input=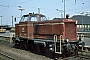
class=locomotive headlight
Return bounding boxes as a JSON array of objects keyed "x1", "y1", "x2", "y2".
[
  {"x1": 65, "y1": 38, "x2": 69, "y2": 42},
  {"x1": 49, "y1": 48, "x2": 53, "y2": 51},
  {"x1": 49, "y1": 44, "x2": 54, "y2": 51},
  {"x1": 66, "y1": 38, "x2": 69, "y2": 42},
  {"x1": 49, "y1": 44, "x2": 53, "y2": 47}
]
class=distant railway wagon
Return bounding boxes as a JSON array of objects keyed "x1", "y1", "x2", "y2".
[
  {"x1": 0, "y1": 28, "x2": 6, "y2": 33},
  {"x1": 13, "y1": 13, "x2": 84, "y2": 59}
]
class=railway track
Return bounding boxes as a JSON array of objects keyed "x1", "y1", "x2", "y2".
[
  {"x1": 78, "y1": 55, "x2": 90, "y2": 60},
  {"x1": 58, "y1": 55, "x2": 90, "y2": 60},
  {"x1": 0, "y1": 36, "x2": 90, "y2": 60},
  {"x1": 57, "y1": 51, "x2": 90, "y2": 60},
  {"x1": 0, "y1": 40, "x2": 52, "y2": 60},
  {"x1": 0, "y1": 51, "x2": 15, "y2": 60}
]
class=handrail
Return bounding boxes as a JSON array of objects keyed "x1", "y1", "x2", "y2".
[
  {"x1": 54, "y1": 35, "x2": 57, "y2": 53},
  {"x1": 60, "y1": 35, "x2": 62, "y2": 54},
  {"x1": 54, "y1": 35, "x2": 62, "y2": 54},
  {"x1": 77, "y1": 34, "x2": 79, "y2": 40},
  {"x1": 81, "y1": 34, "x2": 84, "y2": 41}
]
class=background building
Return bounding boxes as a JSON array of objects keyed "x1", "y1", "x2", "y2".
[
  {"x1": 71, "y1": 15, "x2": 90, "y2": 32},
  {"x1": 71, "y1": 14, "x2": 90, "y2": 37}
]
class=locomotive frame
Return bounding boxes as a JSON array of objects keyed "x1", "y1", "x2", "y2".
[{"x1": 13, "y1": 13, "x2": 84, "y2": 59}]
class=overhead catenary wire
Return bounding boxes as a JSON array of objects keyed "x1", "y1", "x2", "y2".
[
  {"x1": 0, "y1": 0, "x2": 90, "y2": 20},
  {"x1": 0, "y1": 5, "x2": 9, "y2": 7},
  {"x1": 45, "y1": 0, "x2": 90, "y2": 18},
  {"x1": 0, "y1": 0, "x2": 31, "y2": 12},
  {"x1": 0, "y1": 0, "x2": 90, "y2": 13}
]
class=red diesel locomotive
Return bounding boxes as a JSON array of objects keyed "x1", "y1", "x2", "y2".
[{"x1": 13, "y1": 13, "x2": 83, "y2": 58}]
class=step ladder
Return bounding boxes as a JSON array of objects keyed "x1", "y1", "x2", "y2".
[{"x1": 54, "y1": 35, "x2": 62, "y2": 54}]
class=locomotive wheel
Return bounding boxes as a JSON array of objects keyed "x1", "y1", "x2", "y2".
[
  {"x1": 44, "y1": 47, "x2": 55, "y2": 59},
  {"x1": 19, "y1": 42, "x2": 23, "y2": 49},
  {"x1": 14, "y1": 40, "x2": 19, "y2": 48},
  {"x1": 24, "y1": 43, "x2": 29, "y2": 50},
  {"x1": 36, "y1": 45, "x2": 41, "y2": 53}
]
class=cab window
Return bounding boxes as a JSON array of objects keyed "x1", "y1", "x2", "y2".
[
  {"x1": 40, "y1": 15, "x2": 47, "y2": 21},
  {"x1": 29, "y1": 16, "x2": 38, "y2": 21},
  {"x1": 20, "y1": 15, "x2": 28, "y2": 22}
]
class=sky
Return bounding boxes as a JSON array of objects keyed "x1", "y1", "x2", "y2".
[{"x1": 0, "y1": 0, "x2": 90, "y2": 26}]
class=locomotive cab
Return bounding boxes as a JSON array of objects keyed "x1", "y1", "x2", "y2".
[{"x1": 20, "y1": 13, "x2": 47, "y2": 22}]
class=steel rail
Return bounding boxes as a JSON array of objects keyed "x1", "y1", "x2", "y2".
[{"x1": 0, "y1": 51, "x2": 15, "y2": 60}]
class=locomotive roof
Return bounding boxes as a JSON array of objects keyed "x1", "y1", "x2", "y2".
[
  {"x1": 23, "y1": 13, "x2": 46, "y2": 16},
  {"x1": 48, "y1": 18, "x2": 76, "y2": 22},
  {"x1": 33, "y1": 18, "x2": 76, "y2": 24},
  {"x1": 20, "y1": 13, "x2": 76, "y2": 23}
]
